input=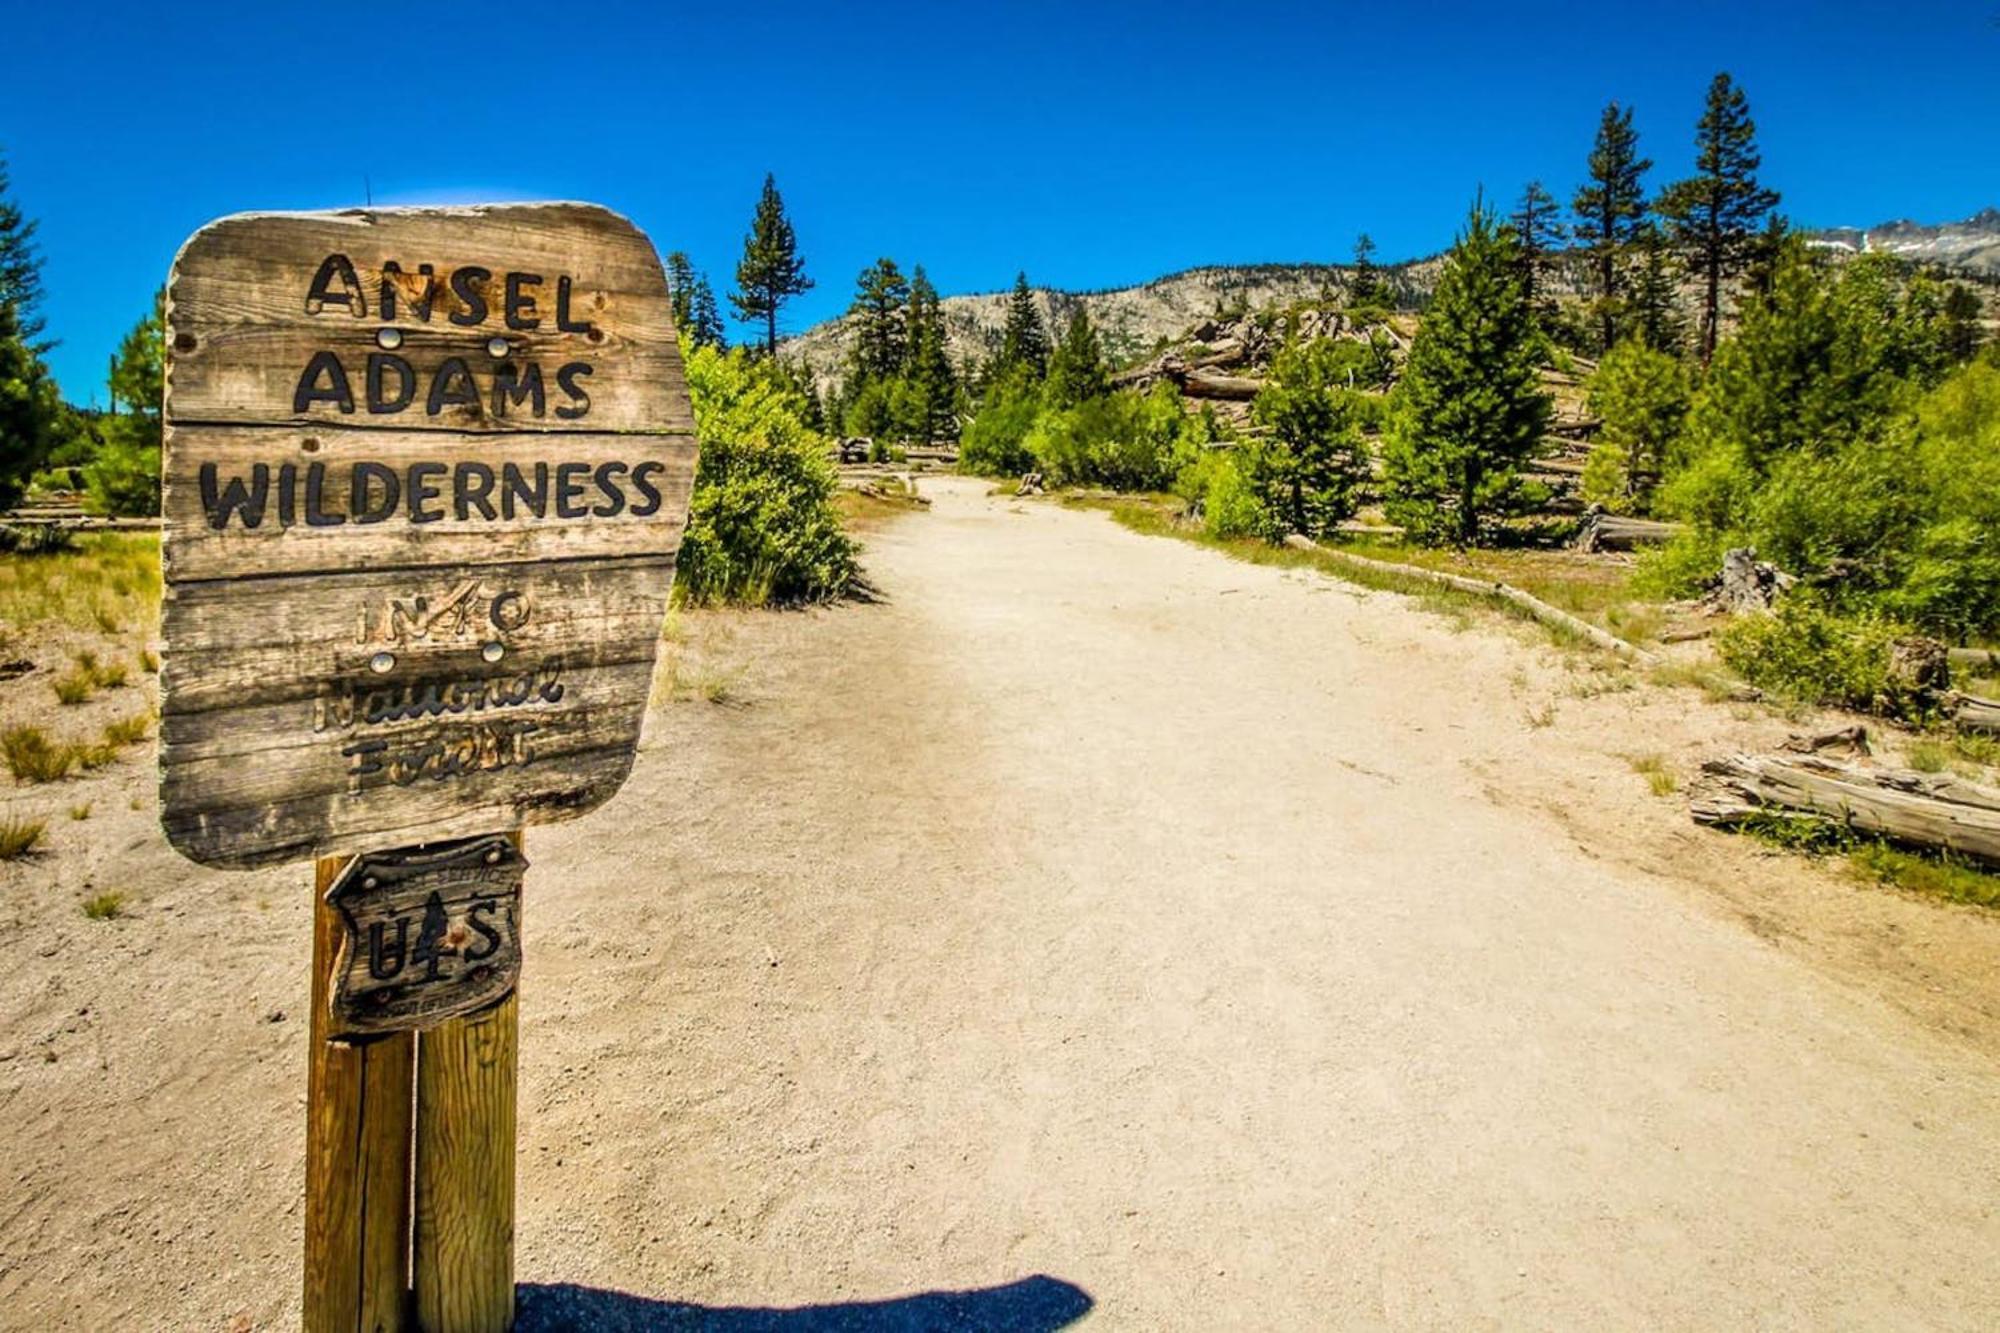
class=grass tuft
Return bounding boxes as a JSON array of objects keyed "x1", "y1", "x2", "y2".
[
  {"x1": 81, "y1": 891, "x2": 126, "y2": 921},
  {"x1": 3, "y1": 726, "x2": 76, "y2": 783},
  {"x1": 51, "y1": 671, "x2": 94, "y2": 705},
  {"x1": 1626, "y1": 753, "x2": 1679, "y2": 796},
  {"x1": 68, "y1": 802, "x2": 91, "y2": 821},
  {"x1": 0, "y1": 814, "x2": 46, "y2": 859},
  {"x1": 102, "y1": 711, "x2": 152, "y2": 747}
]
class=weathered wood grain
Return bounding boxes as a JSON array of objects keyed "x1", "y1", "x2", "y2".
[
  {"x1": 414, "y1": 826, "x2": 519, "y2": 1333},
  {"x1": 168, "y1": 204, "x2": 689, "y2": 434},
  {"x1": 162, "y1": 425, "x2": 694, "y2": 582},
  {"x1": 1690, "y1": 751, "x2": 2000, "y2": 867},
  {"x1": 305, "y1": 853, "x2": 414, "y2": 1333},
  {"x1": 161, "y1": 203, "x2": 693, "y2": 869}
]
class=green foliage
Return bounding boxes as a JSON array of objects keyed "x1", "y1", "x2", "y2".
[
  {"x1": 1509, "y1": 181, "x2": 1564, "y2": 317},
  {"x1": 1582, "y1": 340, "x2": 1689, "y2": 511},
  {"x1": 1247, "y1": 339, "x2": 1373, "y2": 536},
  {"x1": 902, "y1": 267, "x2": 960, "y2": 444},
  {"x1": 84, "y1": 289, "x2": 163, "y2": 516},
  {"x1": 1382, "y1": 200, "x2": 1552, "y2": 544},
  {"x1": 0, "y1": 146, "x2": 49, "y2": 348},
  {"x1": 1022, "y1": 383, "x2": 1199, "y2": 492},
  {"x1": 1346, "y1": 233, "x2": 1389, "y2": 318},
  {"x1": 847, "y1": 257, "x2": 910, "y2": 383},
  {"x1": 1656, "y1": 72, "x2": 1779, "y2": 362},
  {"x1": 1173, "y1": 447, "x2": 1272, "y2": 541},
  {"x1": 676, "y1": 343, "x2": 855, "y2": 605},
  {"x1": 958, "y1": 368, "x2": 1042, "y2": 476},
  {"x1": 729, "y1": 174, "x2": 812, "y2": 355},
  {"x1": 1572, "y1": 101, "x2": 1652, "y2": 350},
  {"x1": 666, "y1": 251, "x2": 726, "y2": 350},
  {"x1": 0, "y1": 293, "x2": 60, "y2": 511},
  {"x1": 1046, "y1": 307, "x2": 1109, "y2": 408},
  {"x1": 1627, "y1": 223, "x2": 1685, "y2": 355},
  {"x1": 1715, "y1": 597, "x2": 1930, "y2": 718}
]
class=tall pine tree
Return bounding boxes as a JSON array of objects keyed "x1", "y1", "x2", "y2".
[
  {"x1": 666, "y1": 251, "x2": 698, "y2": 331},
  {"x1": 1509, "y1": 180, "x2": 1565, "y2": 314},
  {"x1": 1657, "y1": 72, "x2": 1780, "y2": 364},
  {"x1": 1572, "y1": 102, "x2": 1651, "y2": 351},
  {"x1": 1046, "y1": 307, "x2": 1109, "y2": 408},
  {"x1": 1347, "y1": 233, "x2": 1385, "y2": 310},
  {"x1": 0, "y1": 147, "x2": 50, "y2": 350},
  {"x1": 846, "y1": 258, "x2": 911, "y2": 384},
  {"x1": 729, "y1": 173, "x2": 812, "y2": 355},
  {"x1": 689, "y1": 274, "x2": 726, "y2": 350},
  {"x1": 904, "y1": 266, "x2": 960, "y2": 443},
  {"x1": 1383, "y1": 199, "x2": 1552, "y2": 545},
  {"x1": 0, "y1": 296, "x2": 59, "y2": 510},
  {"x1": 996, "y1": 272, "x2": 1049, "y2": 378},
  {"x1": 1627, "y1": 222, "x2": 1685, "y2": 355}
]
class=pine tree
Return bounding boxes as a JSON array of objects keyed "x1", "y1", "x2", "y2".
[
  {"x1": 1046, "y1": 307, "x2": 1109, "y2": 408},
  {"x1": 666, "y1": 250, "x2": 698, "y2": 332},
  {"x1": 1657, "y1": 72, "x2": 1780, "y2": 364},
  {"x1": 1941, "y1": 283, "x2": 1984, "y2": 364},
  {"x1": 0, "y1": 147, "x2": 50, "y2": 350},
  {"x1": 996, "y1": 272, "x2": 1049, "y2": 378},
  {"x1": 1248, "y1": 339, "x2": 1372, "y2": 536},
  {"x1": 1347, "y1": 233, "x2": 1385, "y2": 310},
  {"x1": 1628, "y1": 223, "x2": 1685, "y2": 355},
  {"x1": 904, "y1": 266, "x2": 960, "y2": 443},
  {"x1": 729, "y1": 173, "x2": 813, "y2": 355},
  {"x1": 846, "y1": 258, "x2": 911, "y2": 384},
  {"x1": 84, "y1": 289, "x2": 165, "y2": 516},
  {"x1": 0, "y1": 296, "x2": 60, "y2": 511},
  {"x1": 1509, "y1": 180, "x2": 1565, "y2": 313},
  {"x1": 689, "y1": 274, "x2": 726, "y2": 350},
  {"x1": 1383, "y1": 199, "x2": 1552, "y2": 545},
  {"x1": 1572, "y1": 102, "x2": 1652, "y2": 351}
]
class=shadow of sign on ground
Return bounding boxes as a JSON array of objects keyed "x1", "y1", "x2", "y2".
[{"x1": 514, "y1": 1274, "x2": 1093, "y2": 1331}]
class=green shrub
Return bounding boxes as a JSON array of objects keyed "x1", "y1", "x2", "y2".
[
  {"x1": 1174, "y1": 448, "x2": 1272, "y2": 541},
  {"x1": 1023, "y1": 384, "x2": 1195, "y2": 492},
  {"x1": 676, "y1": 343, "x2": 856, "y2": 606},
  {"x1": 1582, "y1": 340, "x2": 1688, "y2": 512},
  {"x1": 1247, "y1": 339, "x2": 1373, "y2": 537},
  {"x1": 1715, "y1": 598, "x2": 1926, "y2": 717},
  {"x1": 958, "y1": 370, "x2": 1042, "y2": 477},
  {"x1": 82, "y1": 413, "x2": 161, "y2": 516}
]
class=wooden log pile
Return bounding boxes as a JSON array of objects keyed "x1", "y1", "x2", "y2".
[
  {"x1": 1690, "y1": 739, "x2": 2000, "y2": 868},
  {"x1": 1571, "y1": 508, "x2": 1684, "y2": 553}
]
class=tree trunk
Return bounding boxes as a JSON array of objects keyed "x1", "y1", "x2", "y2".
[{"x1": 1691, "y1": 750, "x2": 2000, "y2": 867}]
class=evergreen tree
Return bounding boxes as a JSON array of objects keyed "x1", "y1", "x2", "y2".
[
  {"x1": 846, "y1": 258, "x2": 911, "y2": 384},
  {"x1": 1941, "y1": 283, "x2": 1985, "y2": 365},
  {"x1": 84, "y1": 289, "x2": 165, "y2": 516},
  {"x1": 1657, "y1": 72, "x2": 1780, "y2": 364},
  {"x1": 1572, "y1": 102, "x2": 1652, "y2": 350},
  {"x1": 1509, "y1": 180, "x2": 1565, "y2": 314},
  {"x1": 904, "y1": 266, "x2": 960, "y2": 443},
  {"x1": 1046, "y1": 307, "x2": 1109, "y2": 408},
  {"x1": 1383, "y1": 200, "x2": 1552, "y2": 545},
  {"x1": 729, "y1": 173, "x2": 813, "y2": 355},
  {"x1": 0, "y1": 296, "x2": 60, "y2": 511},
  {"x1": 996, "y1": 272, "x2": 1049, "y2": 378},
  {"x1": 0, "y1": 147, "x2": 50, "y2": 350},
  {"x1": 1628, "y1": 223, "x2": 1685, "y2": 355},
  {"x1": 1347, "y1": 233, "x2": 1385, "y2": 310},
  {"x1": 666, "y1": 250, "x2": 698, "y2": 332},
  {"x1": 689, "y1": 274, "x2": 726, "y2": 350},
  {"x1": 1248, "y1": 339, "x2": 1373, "y2": 536},
  {"x1": 1580, "y1": 339, "x2": 1689, "y2": 512}
]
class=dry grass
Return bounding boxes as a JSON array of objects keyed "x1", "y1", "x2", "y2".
[
  {"x1": 102, "y1": 711, "x2": 152, "y2": 747},
  {"x1": 0, "y1": 533, "x2": 160, "y2": 634},
  {"x1": 0, "y1": 813, "x2": 46, "y2": 859},
  {"x1": 3, "y1": 726, "x2": 76, "y2": 783},
  {"x1": 68, "y1": 802, "x2": 90, "y2": 821},
  {"x1": 1626, "y1": 753, "x2": 1680, "y2": 797},
  {"x1": 81, "y1": 891, "x2": 127, "y2": 921}
]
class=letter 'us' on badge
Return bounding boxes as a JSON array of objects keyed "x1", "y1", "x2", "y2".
[
  {"x1": 158, "y1": 203, "x2": 697, "y2": 868},
  {"x1": 328, "y1": 834, "x2": 525, "y2": 1035}
]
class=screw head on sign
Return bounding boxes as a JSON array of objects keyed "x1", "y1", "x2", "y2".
[
  {"x1": 362, "y1": 876, "x2": 378, "y2": 890},
  {"x1": 369, "y1": 652, "x2": 395, "y2": 674},
  {"x1": 485, "y1": 848, "x2": 502, "y2": 864},
  {"x1": 481, "y1": 641, "x2": 505, "y2": 663},
  {"x1": 376, "y1": 327, "x2": 403, "y2": 350},
  {"x1": 486, "y1": 336, "x2": 510, "y2": 358}
]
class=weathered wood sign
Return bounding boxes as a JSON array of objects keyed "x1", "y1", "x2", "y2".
[
  {"x1": 327, "y1": 834, "x2": 524, "y2": 1035},
  {"x1": 160, "y1": 204, "x2": 695, "y2": 867}
]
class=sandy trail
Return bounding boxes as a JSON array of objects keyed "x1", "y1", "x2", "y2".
[{"x1": 3, "y1": 476, "x2": 1998, "y2": 1330}]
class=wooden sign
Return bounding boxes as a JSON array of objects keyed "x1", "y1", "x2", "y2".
[
  {"x1": 326, "y1": 834, "x2": 523, "y2": 1035},
  {"x1": 159, "y1": 203, "x2": 695, "y2": 867}
]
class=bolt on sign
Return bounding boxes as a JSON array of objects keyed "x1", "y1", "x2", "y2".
[{"x1": 159, "y1": 203, "x2": 695, "y2": 869}]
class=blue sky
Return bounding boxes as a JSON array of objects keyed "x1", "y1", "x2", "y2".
[{"x1": 6, "y1": 0, "x2": 1998, "y2": 403}]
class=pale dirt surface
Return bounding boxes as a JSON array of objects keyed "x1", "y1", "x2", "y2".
[{"x1": 2, "y1": 475, "x2": 1998, "y2": 1330}]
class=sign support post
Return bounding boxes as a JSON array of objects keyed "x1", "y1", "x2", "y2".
[{"x1": 305, "y1": 853, "x2": 414, "y2": 1333}]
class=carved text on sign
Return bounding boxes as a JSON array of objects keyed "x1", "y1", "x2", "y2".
[{"x1": 328, "y1": 834, "x2": 525, "y2": 1035}]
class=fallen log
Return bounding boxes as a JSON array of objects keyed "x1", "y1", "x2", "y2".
[
  {"x1": 1572, "y1": 509, "x2": 1684, "y2": 553},
  {"x1": 1948, "y1": 647, "x2": 2000, "y2": 674},
  {"x1": 1690, "y1": 751, "x2": 2000, "y2": 867},
  {"x1": 1951, "y1": 693, "x2": 2000, "y2": 735},
  {"x1": 1181, "y1": 368, "x2": 1263, "y2": 401},
  {"x1": 1282, "y1": 534, "x2": 1656, "y2": 665}
]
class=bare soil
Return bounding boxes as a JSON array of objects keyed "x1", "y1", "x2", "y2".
[{"x1": 2, "y1": 476, "x2": 1998, "y2": 1330}]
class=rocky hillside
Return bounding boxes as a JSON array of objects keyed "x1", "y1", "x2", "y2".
[
  {"x1": 785, "y1": 209, "x2": 1998, "y2": 388},
  {"x1": 1809, "y1": 208, "x2": 2000, "y2": 276}
]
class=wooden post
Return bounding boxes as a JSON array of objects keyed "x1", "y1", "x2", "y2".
[
  {"x1": 305, "y1": 854, "x2": 415, "y2": 1333},
  {"x1": 412, "y1": 832, "x2": 522, "y2": 1333}
]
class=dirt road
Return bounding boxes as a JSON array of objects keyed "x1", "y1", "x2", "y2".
[{"x1": 3, "y1": 476, "x2": 1998, "y2": 1330}]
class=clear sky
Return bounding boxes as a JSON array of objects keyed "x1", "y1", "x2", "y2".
[{"x1": 6, "y1": 0, "x2": 1998, "y2": 403}]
